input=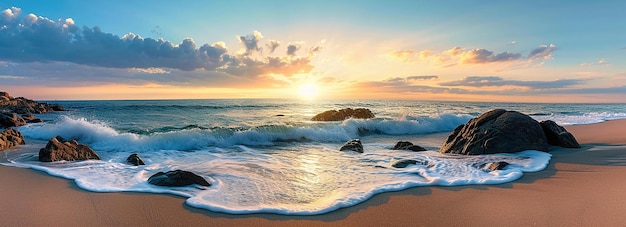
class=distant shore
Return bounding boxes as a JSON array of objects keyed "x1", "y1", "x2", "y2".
[{"x1": 1, "y1": 119, "x2": 625, "y2": 226}]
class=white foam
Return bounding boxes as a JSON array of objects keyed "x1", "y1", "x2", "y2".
[{"x1": 4, "y1": 146, "x2": 550, "y2": 215}]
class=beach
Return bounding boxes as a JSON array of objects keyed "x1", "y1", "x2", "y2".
[{"x1": 1, "y1": 119, "x2": 625, "y2": 226}]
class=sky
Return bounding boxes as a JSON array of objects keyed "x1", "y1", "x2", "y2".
[{"x1": 1, "y1": 0, "x2": 625, "y2": 102}]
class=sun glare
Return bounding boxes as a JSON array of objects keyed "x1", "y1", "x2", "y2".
[{"x1": 298, "y1": 84, "x2": 319, "y2": 99}]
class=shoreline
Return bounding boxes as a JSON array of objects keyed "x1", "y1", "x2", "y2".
[{"x1": 1, "y1": 119, "x2": 626, "y2": 226}]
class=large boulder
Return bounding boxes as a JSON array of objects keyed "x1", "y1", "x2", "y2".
[
  {"x1": 147, "y1": 170, "x2": 210, "y2": 187},
  {"x1": 440, "y1": 109, "x2": 549, "y2": 155},
  {"x1": 540, "y1": 120, "x2": 581, "y2": 148},
  {"x1": 0, "y1": 128, "x2": 25, "y2": 151},
  {"x1": 311, "y1": 108, "x2": 375, "y2": 121},
  {"x1": 1, "y1": 112, "x2": 26, "y2": 128},
  {"x1": 339, "y1": 139, "x2": 364, "y2": 153},
  {"x1": 39, "y1": 136, "x2": 101, "y2": 162}
]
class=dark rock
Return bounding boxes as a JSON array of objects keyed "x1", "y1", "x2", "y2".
[
  {"x1": 339, "y1": 139, "x2": 363, "y2": 153},
  {"x1": 440, "y1": 109, "x2": 548, "y2": 155},
  {"x1": 0, "y1": 128, "x2": 25, "y2": 151},
  {"x1": 275, "y1": 114, "x2": 285, "y2": 117},
  {"x1": 148, "y1": 170, "x2": 210, "y2": 187},
  {"x1": 1, "y1": 112, "x2": 26, "y2": 128},
  {"x1": 391, "y1": 159, "x2": 418, "y2": 168},
  {"x1": 540, "y1": 120, "x2": 581, "y2": 148},
  {"x1": 311, "y1": 108, "x2": 375, "y2": 121},
  {"x1": 392, "y1": 141, "x2": 427, "y2": 151},
  {"x1": 126, "y1": 153, "x2": 146, "y2": 166},
  {"x1": 39, "y1": 136, "x2": 101, "y2": 162},
  {"x1": 485, "y1": 161, "x2": 509, "y2": 171},
  {"x1": 50, "y1": 104, "x2": 65, "y2": 111}
]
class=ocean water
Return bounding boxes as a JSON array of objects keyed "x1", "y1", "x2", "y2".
[{"x1": 2, "y1": 99, "x2": 626, "y2": 215}]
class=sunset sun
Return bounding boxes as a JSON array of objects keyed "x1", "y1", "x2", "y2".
[{"x1": 297, "y1": 84, "x2": 319, "y2": 99}]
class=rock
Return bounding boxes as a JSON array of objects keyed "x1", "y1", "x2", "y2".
[
  {"x1": 440, "y1": 109, "x2": 548, "y2": 155},
  {"x1": 50, "y1": 104, "x2": 65, "y2": 111},
  {"x1": 391, "y1": 159, "x2": 418, "y2": 168},
  {"x1": 484, "y1": 161, "x2": 509, "y2": 171},
  {"x1": 540, "y1": 120, "x2": 581, "y2": 148},
  {"x1": 21, "y1": 113, "x2": 43, "y2": 123},
  {"x1": 392, "y1": 141, "x2": 427, "y2": 151},
  {"x1": 147, "y1": 170, "x2": 210, "y2": 187},
  {"x1": 1, "y1": 112, "x2": 26, "y2": 128},
  {"x1": 0, "y1": 128, "x2": 25, "y2": 151},
  {"x1": 38, "y1": 136, "x2": 101, "y2": 162},
  {"x1": 311, "y1": 108, "x2": 375, "y2": 121},
  {"x1": 126, "y1": 153, "x2": 146, "y2": 166},
  {"x1": 339, "y1": 139, "x2": 364, "y2": 153}
]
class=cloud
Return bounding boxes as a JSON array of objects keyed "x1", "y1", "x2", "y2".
[
  {"x1": 580, "y1": 58, "x2": 609, "y2": 66},
  {"x1": 286, "y1": 43, "x2": 301, "y2": 56},
  {"x1": 0, "y1": 7, "x2": 321, "y2": 78},
  {"x1": 528, "y1": 44, "x2": 557, "y2": 60},
  {"x1": 439, "y1": 76, "x2": 582, "y2": 89},
  {"x1": 237, "y1": 30, "x2": 263, "y2": 55},
  {"x1": 266, "y1": 40, "x2": 280, "y2": 53},
  {"x1": 392, "y1": 44, "x2": 556, "y2": 66},
  {"x1": 407, "y1": 75, "x2": 438, "y2": 81}
]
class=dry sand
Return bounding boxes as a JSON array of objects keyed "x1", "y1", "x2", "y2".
[{"x1": 1, "y1": 119, "x2": 626, "y2": 226}]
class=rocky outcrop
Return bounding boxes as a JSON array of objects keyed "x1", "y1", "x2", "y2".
[
  {"x1": 391, "y1": 158, "x2": 429, "y2": 168},
  {"x1": 1, "y1": 112, "x2": 26, "y2": 128},
  {"x1": 20, "y1": 113, "x2": 43, "y2": 123},
  {"x1": 0, "y1": 91, "x2": 63, "y2": 114},
  {"x1": 147, "y1": 170, "x2": 210, "y2": 187},
  {"x1": 392, "y1": 141, "x2": 426, "y2": 151},
  {"x1": 540, "y1": 120, "x2": 581, "y2": 148},
  {"x1": 311, "y1": 108, "x2": 375, "y2": 121},
  {"x1": 440, "y1": 109, "x2": 549, "y2": 155},
  {"x1": 0, "y1": 128, "x2": 25, "y2": 151},
  {"x1": 126, "y1": 153, "x2": 146, "y2": 166},
  {"x1": 39, "y1": 136, "x2": 100, "y2": 162},
  {"x1": 339, "y1": 139, "x2": 363, "y2": 153}
]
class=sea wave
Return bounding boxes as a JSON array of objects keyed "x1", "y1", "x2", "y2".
[{"x1": 18, "y1": 114, "x2": 472, "y2": 152}]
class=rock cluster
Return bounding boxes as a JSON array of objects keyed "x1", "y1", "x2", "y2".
[
  {"x1": 147, "y1": 170, "x2": 211, "y2": 187},
  {"x1": 311, "y1": 108, "x2": 375, "y2": 121},
  {"x1": 38, "y1": 136, "x2": 101, "y2": 162},
  {"x1": 440, "y1": 109, "x2": 579, "y2": 155},
  {"x1": 0, "y1": 128, "x2": 25, "y2": 151},
  {"x1": 0, "y1": 91, "x2": 61, "y2": 128}
]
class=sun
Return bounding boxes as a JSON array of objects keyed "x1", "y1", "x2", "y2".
[{"x1": 297, "y1": 84, "x2": 319, "y2": 99}]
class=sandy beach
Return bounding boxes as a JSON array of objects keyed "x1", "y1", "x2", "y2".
[{"x1": 1, "y1": 119, "x2": 626, "y2": 226}]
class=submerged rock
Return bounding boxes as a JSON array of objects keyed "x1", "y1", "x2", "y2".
[
  {"x1": 126, "y1": 153, "x2": 146, "y2": 166},
  {"x1": 392, "y1": 141, "x2": 426, "y2": 151},
  {"x1": 39, "y1": 136, "x2": 101, "y2": 162},
  {"x1": 440, "y1": 109, "x2": 549, "y2": 155},
  {"x1": 339, "y1": 139, "x2": 364, "y2": 153},
  {"x1": 311, "y1": 108, "x2": 375, "y2": 121},
  {"x1": 0, "y1": 128, "x2": 25, "y2": 151},
  {"x1": 391, "y1": 159, "x2": 418, "y2": 168},
  {"x1": 540, "y1": 120, "x2": 581, "y2": 148},
  {"x1": 484, "y1": 161, "x2": 509, "y2": 171},
  {"x1": 148, "y1": 170, "x2": 210, "y2": 187}
]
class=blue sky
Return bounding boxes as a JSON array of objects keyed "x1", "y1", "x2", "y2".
[{"x1": 1, "y1": 0, "x2": 625, "y2": 102}]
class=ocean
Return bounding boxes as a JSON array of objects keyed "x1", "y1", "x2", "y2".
[{"x1": 2, "y1": 99, "x2": 626, "y2": 215}]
